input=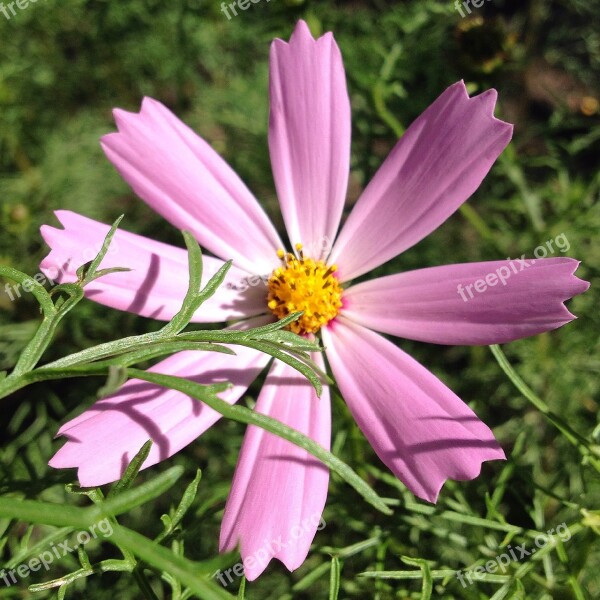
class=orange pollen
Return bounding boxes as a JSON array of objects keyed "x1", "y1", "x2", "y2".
[{"x1": 267, "y1": 244, "x2": 343, "y2": 335}]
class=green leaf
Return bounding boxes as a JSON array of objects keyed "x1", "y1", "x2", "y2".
[
  {"x1": 0, "y1": 467, "x2": 184, "y2": 527},
  {"x1": 490, "y1": 344, "x2": 600, "y2": 472},
  {"x1": 160, "y1": 231, "x2": 205, "y2": 336},
  {"x1": 155, "y1": 469, "x2": 202, "y2": 544},
  {"x1": 109, "y1": 440, "x2": 154, "y2": 497},
  {"x1": 97, "y1": 466, "x2": 185, "y2": 519},
  {"x1": 78, "y1": 214, "x2": 125, "y2": 286},
  {"x1": 82, "y1": 266, "x2": 132, "y2": 285},
  {"x1": 237, "y1": 577, "x2": 246, "y2": 599},
  {"x1": 401, "y1": 556, "x2": 433, "y2": 600},
  {"x1": 4, "y1": 527, "x2": 75, "y2": 569},
  {"x1": 191, "y1": 260, "x2": 234, "y2": 314},
  {"x1": 257, "y1": 330, "x2": 322, "y2": 352},
  {"x1": 111, "y1": 342, "x2": 235, "y2": 368},
  {"x1": 359, "y1": 568, "x2": 462, "y2": 580},
  {"x1": 247, "y1": 312, "x2": 304, "y2": 334},
  {"x1": 97, "y1": 364, "x2": 129, "y2": 398},
  {"x1": 10, "y1": 283, "x2": 84, "y2": 376},
  {"x1": 0, "y1": 497, "x2": 90, "y2": 529},
  {"x1": 109, "y1": 524, "x2": 234, "y2": 599},
  {"x1": 238, "y1": 339, "x2": 324, "y2": 396},
  {"x1": 329, "y1": 556, "x2": 341, "y2": 600},
  {"x1": 0, "y1": 265, "x2": 56, "y2": 318}
]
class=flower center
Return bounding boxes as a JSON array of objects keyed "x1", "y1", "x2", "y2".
[{"x1": 267, "y1": 244, "x2": 343, "y2": 335}]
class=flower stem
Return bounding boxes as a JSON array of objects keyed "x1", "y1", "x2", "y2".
[{"x1": 489, "y1": 344, "x2": 600, "y2": 472}]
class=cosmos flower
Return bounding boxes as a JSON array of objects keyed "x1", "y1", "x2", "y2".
[{"x1": 41, "y1": 21, "x2": 588, "y2": 580}]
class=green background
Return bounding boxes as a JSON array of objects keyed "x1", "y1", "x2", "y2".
[{"x1": 1, "y1": 0, "x2": 599, "y2": 598}]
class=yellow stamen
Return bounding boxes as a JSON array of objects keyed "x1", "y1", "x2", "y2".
[{"x1": 267, "y1": 247, "x2": 343, "y2": 335}]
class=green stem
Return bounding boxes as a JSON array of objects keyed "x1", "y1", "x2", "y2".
[
  {"x1": 3, "y1": 215, "x2": 124, "y2": 377},
  {"x1": 42, "y1": 330, "x2": 178, "y2": 369},
  {"x1": 0, "y1": 362, "x2": 388, "y2": 515},
  {"x1": 490, "y1": 345, "x2": 600, "y2": 471},
  {"x1": 12, "y1": 285, "x2": 83, "y2": 376},
  {"x1": 0, "y1": 266, "x2": 57, "y2": 317},
  {"x1": 128, "y1": 368, "x2": 392, "y2": 516}
]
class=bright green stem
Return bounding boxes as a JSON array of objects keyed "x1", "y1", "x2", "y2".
[
  {"x1": 490, "y1": 345, "x2": 600, "y2": 472},
  {"x1": 372, "y1": 80, "x2": 405, "y2": 138},
  {"x1": 0, "y1": 266, "x2": 56, "y2": 316},
  {"x1": 0, "y1": 494, "x2": 233, "y2": 600},
  {"x1": 12, "y1": 284, "x2": 83, "y2": 376},
  {"x1": 2, "y1": 216, "x2": 125, "y2": 377},
  {"x1": 128, "y1": 368, "x2": 392, "y2": 516},
  {"x1": 0, "y1": 362, "x2": 388, "y2": 516}
]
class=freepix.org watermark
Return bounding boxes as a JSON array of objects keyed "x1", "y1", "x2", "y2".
[
  {"x1": 456, "y1": 233, "x2": 571, "y2": 303},
  {"x1": 0, "y1": 0, "x2": 45, "y2": 21},
  {"x1": 455, "y1": 522, "x2": 572, "y2": 587},
  {"x1": 213, "y1": 513, "x2": 326, "y2": 586},
  {"x1": 454, "y1": 0, "x2": 494, "y2": 19},
  {"x1": 1, "y1": 518, "x2": 114, "y2": 587},
  {"x1": 220, "y1": 0, "x2": 272, "y2": 20}
]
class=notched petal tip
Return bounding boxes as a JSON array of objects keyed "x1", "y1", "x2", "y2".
[
  {"x1": 324, "y1": 321, "x2": 507, "y2": 505},
  {"x1": 274, "y1": 19, "x2": 332, "y2": 47},
  {"x1": 547, "y1": 258, "x2": 590, "y2": 305},
  {"x1": 141, "y1": 95, "x2": 160, "y2": 111},
  {"x1": 329, "y1": 79, "x2": 514, "y2": 280},
  {"x1": 39, "y1": 223, "x2": 59, "y2": 247},
  {"x1": 46, "y1": 209, "x2": 71, "y2": 228},
  {"x1": 565, "y1": 259, "x2": 590, "y2": 295},
  {"x1": 110, "y1": 97, "x2": 162, "y2": 133},
  {"x1": 452, "y1": 80, "x2": 512, "y2": 133},
  {"x1": 112, "y1": 107, "x2": 134, "y2": 131},
  {"x1": 475, "y1": 87, "x2": 498, "y2": 108},
  {"x1": 290, "y1": 19, "x2": 314, "y2": 42},
  {"x1": 451, "y1": 79, "x2": 469, "y2": 97},
  {"x1": 471, "y1": 87, "x2": 513, "y2": 131},
  {"x1": 426, "y1": 445, "x2": 506, "y2": 504},
  {"x1": 99, "y1": 131, "x2": 117, "y2": 150},
  {"x1": 39, "y1": 212, "x2": 79, "y2": 283}
]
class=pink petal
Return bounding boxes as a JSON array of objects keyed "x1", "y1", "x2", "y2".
[
  {"x1": 40, "y1": 211, "x2": 269, "y2": 322},
  {"x1": 329, "y1": 81, "x2": 513, "y2": 281},
  {"x1": 49, "y1": 323, "x2": 271, "y2": 487},
  {"x1": 269, "y1": 20, "x2": 351, "y2": 259},
  {"x1": 219, "y1": 356, "x2": 330, "y2": 580},
  {"x1": 101, "y1": 97, "x2": 283, "y2": 273},
  {"x1": 342, "y1": 258, "x2": 590, "y2": 345},
  {"x1": 322, "y1": 318, "x2": 504, "y2": 503}
]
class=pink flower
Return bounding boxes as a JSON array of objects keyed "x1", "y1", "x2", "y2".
[{"x1": 41, "y1": 21, "x2": 588, "y2": 580}]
